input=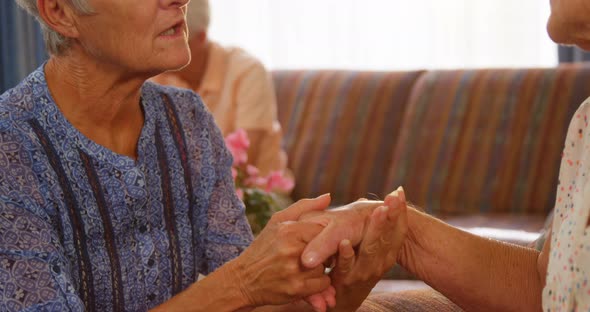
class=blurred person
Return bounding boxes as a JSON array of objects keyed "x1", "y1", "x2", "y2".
[{"x1": 152, "y1": 0, "x2": 287, "y2": 177}]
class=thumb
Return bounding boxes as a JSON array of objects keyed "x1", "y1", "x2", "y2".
[
  {"x1": 305, "y1": 293, "x2": 328, "y2": 312},
  {"x1": 270, "y1": 194, "x2": 331, "y2": 224}
]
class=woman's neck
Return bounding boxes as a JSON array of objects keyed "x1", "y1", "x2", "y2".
[
  {"x1": 176, "y1": 38, "x2": 210, "y2": 91},
  {"x1": 44, "y1": 53, "x2": 146, "y2": 159}
]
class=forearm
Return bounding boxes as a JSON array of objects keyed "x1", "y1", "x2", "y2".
[
  {"x1": 150, "y1": 260, "x2": 250, "y2": 312},
  {"x1": 400, "y1": 208, "x2": 543, "y2": 312}
]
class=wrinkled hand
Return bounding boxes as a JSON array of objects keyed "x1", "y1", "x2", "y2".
[
  {"x1": 229, "y1": 194, "x2": 335, "y2": 307},
  {"x1": 328, "y1": 188, "x2": 408, "y2": 311},
  {"x1": 299, "y1": 199, "x2": 387, "y2": 268}
]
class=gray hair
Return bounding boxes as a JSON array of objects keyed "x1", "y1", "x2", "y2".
[
  {"x1": 186, "y1": 0, "x2": 210, "y2": 37},
  {"x1": 15, "y1": 0, "x2": 94, "y2": 55}
]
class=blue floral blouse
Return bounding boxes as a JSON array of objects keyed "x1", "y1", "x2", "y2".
[{"x1": 0, "y1": 67, "x2": 254, "y2": 311}]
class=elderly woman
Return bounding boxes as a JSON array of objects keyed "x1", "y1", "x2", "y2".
[{"x1": 0, "y1": 0, "x2": 408, "y2": 311}]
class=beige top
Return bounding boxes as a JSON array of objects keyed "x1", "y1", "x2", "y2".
[{"x1": 155, "y1": 41, "x2": 288, "y2": 175}]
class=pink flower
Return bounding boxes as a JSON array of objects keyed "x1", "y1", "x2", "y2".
[
  {"x1": 246, "y1": 165, "x2": 259, "y2": 177},
  {"x1": 243, "y1": 164, "x2": 267, "y2": 187},
  {"x1": 265, "y1": 171, "x2": 295, "y2": 193},
  {"x1": 236, "y1": 188, "x2": 244, "y2": 201},
  {"x1": 231, "y1": 167, "x2": 238, "y2": 180},
  {"x1": 246, "y1": 176, "x2": 269, "y2": 188},
  {"x1": 225, "y1": 129, "x2": 250, "y2": 165}
]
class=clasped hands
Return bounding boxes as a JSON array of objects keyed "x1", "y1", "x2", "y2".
[{"x1": 230, "y1": 187, "x2": 408, "y2": 312}]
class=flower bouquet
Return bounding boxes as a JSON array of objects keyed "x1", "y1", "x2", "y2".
[{"x1": 225, "y1": 129, "x2": 294, "y2": 234}]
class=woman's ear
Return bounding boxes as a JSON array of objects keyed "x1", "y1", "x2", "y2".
[{"x1": 36, "y1": 0, "x2": 80, "y2": 39}]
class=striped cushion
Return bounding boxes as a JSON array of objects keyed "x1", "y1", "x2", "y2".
[
  {"x1": 273, "y1": 70, "x2": 424, "y2": 204},
  {"x1": 385, "y1": 64, "x2": 590, "y2": 215},
  {"x1": 360, "y1": 289, "x2": 461, "y2": 312}
]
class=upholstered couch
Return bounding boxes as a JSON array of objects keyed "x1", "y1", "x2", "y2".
[{"x1": 272, "y1": 64, "x2": 590, "y2": 310}]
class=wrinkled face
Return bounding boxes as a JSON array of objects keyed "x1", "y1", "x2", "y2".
[
  {"x1": 547, "y1": 0, "x2": 590, "y2": 49},
  {"x1": 73, "y1": 0, "x2": 191, "y2": 75}
]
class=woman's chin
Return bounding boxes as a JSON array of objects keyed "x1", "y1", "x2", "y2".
[
  {"x1": 154, "y1": 46, "x2": 190, "y2": 70},
  {"x1": 170, "y1": 60, "x2": 191, "y2": 71},
  {"x1": 160, "y1": 55, "x2": 191, "y2": 72}
]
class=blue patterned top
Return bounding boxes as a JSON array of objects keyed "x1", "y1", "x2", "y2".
[{"x1": 0, "y1": 67, "x2": 254, "y2": 311}]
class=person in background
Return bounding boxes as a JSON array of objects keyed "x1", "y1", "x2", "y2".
[{"x1": 152, "y1": 0, "x2": 287, "y2": 177}]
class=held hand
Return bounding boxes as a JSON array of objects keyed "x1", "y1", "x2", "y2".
[
  {"x1": 228, "y1": 195, "x2": 333, "y2": 307},
  {"x1": 299, "y1": 199, "x2": 385, "y2": 268},
  {"x1": 329, "y1": 188, "x2": 408, "y2": 311},
  {"x1": 304, "y1": 286, "x2": 336, "y2": 312}
]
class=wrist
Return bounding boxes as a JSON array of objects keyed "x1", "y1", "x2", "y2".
[
  {"x1": 397, "y1": 207, "x2": 439, "y2": 277},
  {"x1": 220, "y1": 258, "x2": 254, "y2": 309},
  {"x1": 149, "y1": 260, "x2": 252, "y2": 312}
]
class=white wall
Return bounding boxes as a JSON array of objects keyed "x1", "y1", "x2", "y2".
[{"x1": 208, "y1": 0, "x2": 557, "y2": 70}]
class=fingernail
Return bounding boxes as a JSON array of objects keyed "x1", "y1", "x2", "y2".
[
  {"x1": 341, "y1": 239, "x2": 351, "y2": 247},
  {"x1": 304, "y1": 251, "x2": 319, "y2": 266},
  {"x1": 317, "y1": 193, "x2": 331, "y2": 200}
]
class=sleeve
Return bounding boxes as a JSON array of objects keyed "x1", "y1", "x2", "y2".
[
  {"x1": 233, "y1": 60, "x2": 289, "y2": 174},
  {"x1": 186, "y1": 93, "x2": 255, "y2": 274},
  {"x1": 0, "y1": 197, "x2": 84, "y2": 312},
  {"x1": 234, "y1": 61, "x2": 278, "y2": 131}
]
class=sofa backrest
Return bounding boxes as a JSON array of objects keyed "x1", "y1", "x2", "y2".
[
  {"x1": 384, "y1": 65, "x2": 590, "y2": 215},
  {"x1": 273, "y1": 70, "x2": 424, "y2": 205}
]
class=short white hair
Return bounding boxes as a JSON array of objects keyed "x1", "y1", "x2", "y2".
[
  {"x1": 186, "y1": 0, "x2": 210, "y2": 36},
  {"x1": 15, "y1": 0, "x2": 94, "y2": 55}
]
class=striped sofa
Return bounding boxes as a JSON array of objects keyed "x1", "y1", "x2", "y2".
[{"x1": 272, "y1": 64, "x2": 590, "y2": 243}]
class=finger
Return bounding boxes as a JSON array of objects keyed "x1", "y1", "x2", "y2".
[
  {"x1": 271, "y1": 194, "x2": 331, "y2": 224},
  {"x1": 271, "y1": 222, "x2": 326, "y2": 260},
  {"x1": 385, "y1": 186, "x2": 406, "y2": 205},
  {"x1": 324, "y1": 285, "x2": 336, "y2": 308},
  {"x1": 303, "y1": 276, "x2": 332, "y2": 297},
  {"x1": 385, "y1": 190, "x2": 408, "y2": 264},
  {"x1": 361, "y1": 205, "x2": 391, "y2": 254},
  {"x1": 304, "y1": 294, "x2": 327, "y2": 312},
  {"x1": 385, "y1": 190, "x2": 404, "y2": 222},
  {"x1": 283, "y1": 222, "x2": 326, "y2": 246},
  {"x1": 398, "y1": 186, "x2": 406, "y2": 204},
  {"x1": 335, "y1": 239, "x2": 355, "y2": 275},
  {"x1": 301, "y1": 264, "x2": 327, "y2": 278},
  {"x1": 300, "y1": 222, "x2": 341, "y2": 269},
  {"x1": 301, "y1": 201, "x2": 383, "y2": 268},
  {"x1": 355, "y1": 204, "x2": 398, "y2": 273},
  {"x1": 383, "y1": 194, "x2": 404, "y2": 263},
  {"x1": 357, "y1": 192, "x2": 406, "y2": 276},
  {"x1": 384, "y1": 188, "x2": 399, "y2": 206}
]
